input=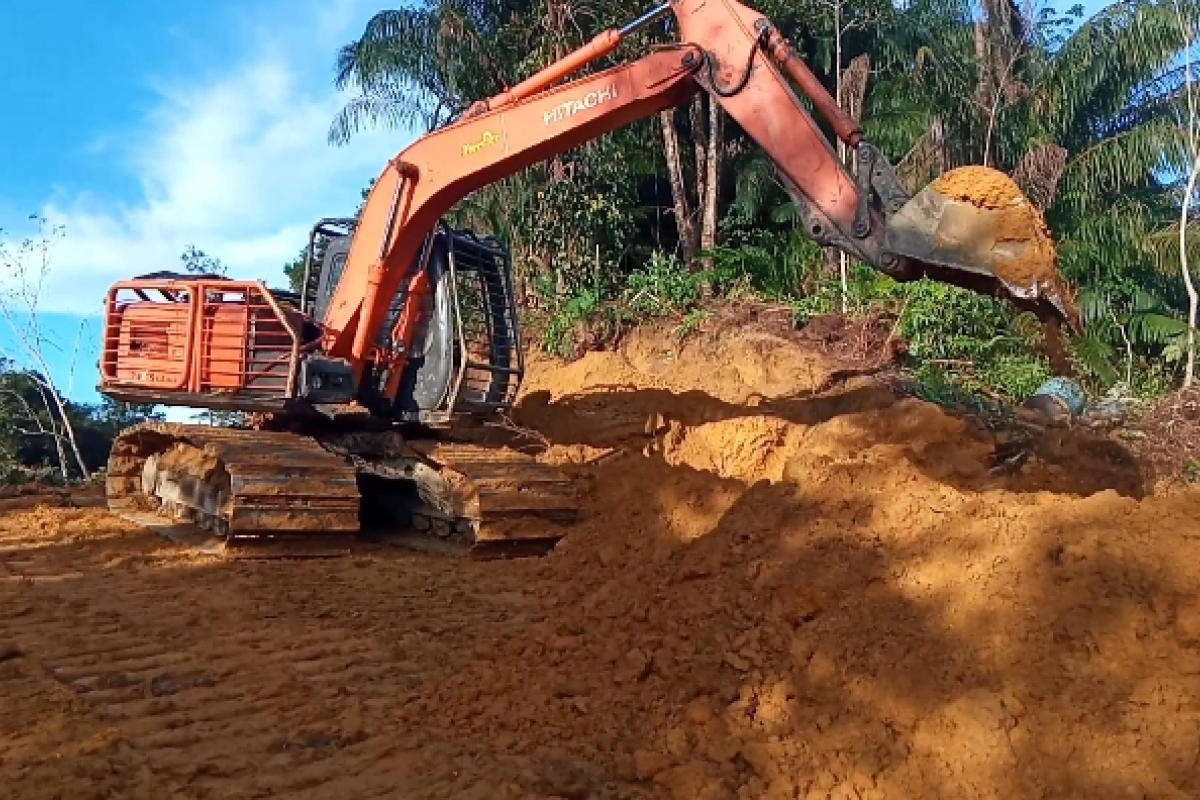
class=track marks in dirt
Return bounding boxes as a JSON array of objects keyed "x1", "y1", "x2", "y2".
[
  {"x1": 0, "y1": 520, "x2": 454, "y2": 798},
  {"x1": 0, "y1": 508, "x2": 595, "y2": 799}
]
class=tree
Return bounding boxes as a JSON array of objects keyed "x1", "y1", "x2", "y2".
[
  {"x1": 181, "y1": 244, "x2": 227, "y2": 276},
  {"x1": 283, "y1": 247, "x2": 310, "y2": 295},
  {"x1": 0, "y1": 215, "x2": 91, "y2": 479},
  {"x1": 1175, "y1": 0, "x2": 1200, "y2": 385}
]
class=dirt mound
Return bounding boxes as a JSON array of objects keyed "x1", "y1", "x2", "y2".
[
  {"x1": 1131, "y1": 386, "x2": 1200, "y2": 484},
  {"x1": 497, "y1": 325, "x2": 1200, "y2": 798}
]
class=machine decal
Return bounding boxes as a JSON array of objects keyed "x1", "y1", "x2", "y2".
[
  {"x1": 462, "y1": 130, "x2": 501, "y2": 156},
  {"x1": 543, "y1": 84, "x2": 618, "y2": 125}
]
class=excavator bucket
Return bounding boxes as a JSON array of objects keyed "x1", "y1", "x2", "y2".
[{"x1": 885, "y1": 166, "x2": 1080, "y2": 330}]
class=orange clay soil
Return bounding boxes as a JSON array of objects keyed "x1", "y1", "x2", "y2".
[
  {"x1": 2, "y1": 316, "x2": 1199, "y2": 799},
  {"x1": 155, "y1": 442, "x2": 222, "y2": 480},
  {"x1": 931, "y1": 166, "x2": 1061, "y2": 290}
]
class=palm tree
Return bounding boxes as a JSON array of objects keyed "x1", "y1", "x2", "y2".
[{"x1": 328, "y1": 1, "x2": 522, "y2": 144}]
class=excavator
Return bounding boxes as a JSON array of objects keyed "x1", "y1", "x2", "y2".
[{"x1": 97, "y1": 0, "x2": 1076, "y2": 557}]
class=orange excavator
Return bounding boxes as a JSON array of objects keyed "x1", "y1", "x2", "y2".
[{"x1": 97, "y1": 0, "x2": 1075, "y2": 557}]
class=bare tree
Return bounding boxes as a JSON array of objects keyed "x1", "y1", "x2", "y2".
[
  {"x1": 700, "y1": 95, "x2": 724, "y2": 256},
  {"x1": 1176, "y1": 0, "x2": 1200, "y2": 386},
  {"x1": 0, "y1": 215, "x2": 90, "y2": 478},
  {"x1": 820, "y1": 0, "x2": 877, "y2": 311},
  {"x1": 974, "y1": 0, "x2": 1038, "y2": 167},
  {"x1": 659, "y1": 88, "x2": 726, "y2": 271}
]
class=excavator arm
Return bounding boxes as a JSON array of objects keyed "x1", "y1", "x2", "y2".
[{"x1": 320, "y1": 0, "x2": 1077, "y2": 388}]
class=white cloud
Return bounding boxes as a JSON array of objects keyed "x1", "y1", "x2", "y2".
[{"x1": 20, "y1": 0, "x2": 410, "y2": 317}]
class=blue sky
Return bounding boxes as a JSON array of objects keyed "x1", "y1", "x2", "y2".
[
  {"x1": 0, "y1": 0, "x2": 415, "y2": 420},
  {"x1": 0, "y1": 0, "x2": 1116, "y2": 422}
]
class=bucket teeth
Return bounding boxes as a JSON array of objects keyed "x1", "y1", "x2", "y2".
[{"x1": 106, "y1": 421, "x2": 578, "y2": 558}]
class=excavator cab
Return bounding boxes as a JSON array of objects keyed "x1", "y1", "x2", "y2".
[{"x1": 300, "y1": 220, "x2": 525, "y2": 425}]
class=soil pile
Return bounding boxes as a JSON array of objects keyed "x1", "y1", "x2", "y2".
[
  {"x1": 497, "y1": 321, "x2": 1200, "y2": 799},
  {"x1": 1, "y1": 317, "x2": 1198, "y2": 799},
  {"x1": 930, "y1": 166, "x2": 1060, "y2": 291}
]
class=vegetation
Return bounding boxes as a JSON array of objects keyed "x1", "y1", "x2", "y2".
[
  {"x1": 315, "y1": 0, "x2": 1200, "y2": 407},
  {"x1": 0, "y1": 358, "x2": 162, "y2": 484}
]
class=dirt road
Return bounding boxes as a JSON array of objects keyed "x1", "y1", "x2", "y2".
[{"x1": 2, "y1": 317, "x2": 1200, "y2": 799}]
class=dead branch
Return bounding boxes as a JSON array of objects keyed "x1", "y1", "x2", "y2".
[{"x1": 484, "y1": 412, "x2": 553, "y2": 452}]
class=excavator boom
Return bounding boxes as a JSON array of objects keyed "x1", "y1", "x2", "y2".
[{"x1": 322, "y1": 0, "x2": 1075, "y2": 384}]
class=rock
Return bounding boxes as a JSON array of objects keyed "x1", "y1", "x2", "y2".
[
  {"x1": 685, "y1": 698, "x2": 717, "y2": 726},
  {"x1": 665, "y1": 728, "x2": 691, "y2": 759},
  {"x1": 789, "y1": 638, "x2": 816, "y2": 670},
  {"x1": 741, "y1": 740, "x2": 778, "y2": 782},
  {"x1": 633, "y1": 749, "x2": 673, "y2": 781},
  {"x1": 679, "y1": 544, "x2": 725, "y2": 580},
  {"x1": 830, "y1": 782, "x2": 861, "y2": 800},
  {"x1": 772, "y1": 590, "x2": 823, "y2": 627},
  {"x1": 1177, "y1": 600, "x2": 1200, "y2": 640},
  {"x1": 614, "y1": 649, "x2": 652, "y2": 683},
  {"x1": 723, "y1": 651, "x2": 751, "y2": 672},
  {"x1": 1001, "y1": 692, "x2": 1026, "y2": 719},
  {"x1": 655, "y1": 761, "x2": 734, "y2": 800},
  {"x1": 763, "y1": 777, "x2": 801, "y2": 800},
  {"x1": 538, "y1": 758, "x2": 593, "y2": 799},
  {"x1": 149, "y1": 673, "x2": 181, "y2": 697},
  {"x1": 0, "y1": 642, "x2": 23, "y2": 663},
  {"x1": 815, "y1": 770, "x2": 838, "y2": 791},
  {"x1": 806, "y1": 651, "x2": 838, "y2": 686}
]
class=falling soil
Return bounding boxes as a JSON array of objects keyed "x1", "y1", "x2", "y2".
[
  {"x1": 3, "y1": 319, "x2": 1200, "y2": 799},
  {"x1": 931, "y1": 166, "x2": 1062, "y2": 292}
]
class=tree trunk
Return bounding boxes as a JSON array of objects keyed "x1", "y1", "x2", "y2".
[
  {"x1": 660, "y1": 109, "x2": 697, "y2": 266},
  {"x1": 690, "y1": 94, "x2": 708, "y2": 211},
  {"x1": 689, "y1": 94, "x2": 708, "y2": 267},
  {"x1": 701, "y1": 100, "x2": 723, "y2": 254},
  {"x1": 974, "y1": 20, "x2": 995, "y2": 167},
  {"x1": 1181, "y1": 153, "x2": 1200, "y2": 387},
  {"x1": 49, "y1": 389, "x2": 89, "y2": 479},
  {"x1": 931, "y1": 116, "x2": 948, "y2": 175}
]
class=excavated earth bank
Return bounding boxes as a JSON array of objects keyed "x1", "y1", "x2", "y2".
[{"x1": 2, "y1": 312, "x2": 1199, "y2": 800}]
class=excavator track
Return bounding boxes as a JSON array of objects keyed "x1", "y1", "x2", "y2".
[{"x1": 105, "y1": 422, "x2": 579, "y2": 559}]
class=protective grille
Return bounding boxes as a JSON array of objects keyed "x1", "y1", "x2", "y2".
[
  {"x1": 444, "y1": 230, "x2": 524, "y2": 415},
  {"x1": 100, "y1": 278, "x2": 301, "y2": 403}
]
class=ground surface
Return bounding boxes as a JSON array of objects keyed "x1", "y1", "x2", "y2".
[{"x1": 3, "y1": 316, "x2": 1200, "y2": 799}]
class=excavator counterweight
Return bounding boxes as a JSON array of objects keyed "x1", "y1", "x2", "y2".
[{"x1": 96, "y1": 0, "x2": 1074, "y2": 558}]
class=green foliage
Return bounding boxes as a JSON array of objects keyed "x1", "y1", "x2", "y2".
[
  {"x1": 1071, "y1": 285, "x2": 1192, "y2": 394},
  {"x1": 0, "y1": 364, "x2": 163, "y2": 483},
  {"x1": 180, "y1": 245, "x2": 226, "y2": 276},
  {"x1": 283, "y1": 247, "x2": 308, "y2": 295},
  {"x1": 793, "y1": 266, "x2": 1056, "y2": 402},
  {"x1": 706, "y1": 228, "x2": 825, "y2": 300},
  {"x1": 623, "y1": 252, "x2": 712, "y2": 317}
]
